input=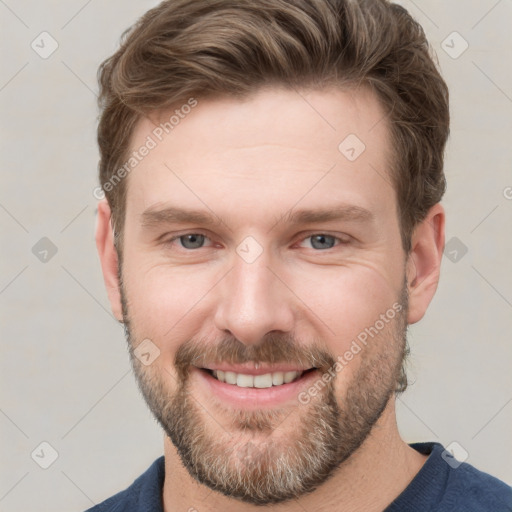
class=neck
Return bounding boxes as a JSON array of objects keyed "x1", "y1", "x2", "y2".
[{"x1": 162, "y1": 397, "x2": 427, "y2": 512}]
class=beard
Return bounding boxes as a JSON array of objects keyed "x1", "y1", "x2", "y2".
[{"x1": 120, "y1": 279, "x2": 409, "y2": 505}]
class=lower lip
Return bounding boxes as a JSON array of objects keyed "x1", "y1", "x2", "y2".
[{"x1": 192, "y1": 367, "x2": 320, "y2": 409}]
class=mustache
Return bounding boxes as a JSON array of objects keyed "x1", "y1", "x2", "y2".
[{"x1": 174, "y1": 333, "x2": 335, "y2": 379}]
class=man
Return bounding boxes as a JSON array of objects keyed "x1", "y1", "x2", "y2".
[{"x1": 90, "y1": 0, "x2": 512, "y2": 510}]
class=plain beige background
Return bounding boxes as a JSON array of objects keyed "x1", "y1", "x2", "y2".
[{"x1": 1, "y1": 0, "x2": 511, "y2": 510}]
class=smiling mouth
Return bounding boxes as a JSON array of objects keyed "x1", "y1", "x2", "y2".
[{"x1": 202, "y1": 368, "x2": 317, "y2": 388}]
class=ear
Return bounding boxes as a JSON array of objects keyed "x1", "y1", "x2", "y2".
[
  {"x1": 95, "y1": 199, "x2": 123, "y2": 322},
  {"x1": 406, "y1": 203, "x2": 445, "y2": 324}
]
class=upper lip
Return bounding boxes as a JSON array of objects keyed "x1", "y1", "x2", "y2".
[{"x1": 195, "y1": 363, "x2": 315, "y2": 376}]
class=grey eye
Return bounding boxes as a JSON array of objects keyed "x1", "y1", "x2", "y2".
[
  {"x1": 179, "y1": 234, "x2": 205, "y2": 249},
  {"x1": 309, "y1": 234, "x2": 336, "y2": 250}
]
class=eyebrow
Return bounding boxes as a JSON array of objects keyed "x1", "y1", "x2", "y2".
[
  {"x1": 140, "y1": 204, "x2": 374, "y2": 230},
  {"x1": 141, "y1": 206, "x2": 224, "y2": 229},
  {"x1": 281, "y1": 205, "x2": 374, "y2": 226}
]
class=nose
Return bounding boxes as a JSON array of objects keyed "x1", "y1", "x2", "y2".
[{"x1": 213, "y1": 254, "x2": 295, "y2": 346}]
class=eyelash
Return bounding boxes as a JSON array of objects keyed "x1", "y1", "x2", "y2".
[{"x1": 164, "y1": 232, "x2": 350, "y2": 251}]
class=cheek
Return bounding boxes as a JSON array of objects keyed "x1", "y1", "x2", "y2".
[
  {"x1": 289, "y1": 263, "x2": 402, "y2": 356},
  {"x1": 122, "y1": 260, "x2": 217, "y2": 345}
]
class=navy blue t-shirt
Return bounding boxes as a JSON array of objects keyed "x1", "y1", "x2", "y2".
[{"x1": 85, "y1": 442, "x2": 512, "y2": 511}]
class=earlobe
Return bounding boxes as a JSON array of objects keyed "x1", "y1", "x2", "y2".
[
  {"x1": 406, "y1": 203, "x2": 445, "y2": 324},
  {"x1": 95, "y1": 200, "x2": 124, "y2": 322}
]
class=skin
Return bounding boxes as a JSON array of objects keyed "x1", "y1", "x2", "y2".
[{"x1": 96, "y1": 86, "x2": 445, "y2": 511}]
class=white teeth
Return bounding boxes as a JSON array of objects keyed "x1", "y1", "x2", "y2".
[
  {"x1": 253, "y1": 374, "x2": 273, "y2": 388},
  {"x1": 211, "y1": 369, "x2": 303, "y2": 388},
  {"x1": 284, "y1": 371, "x2": 298, "y2": 384},
  {"x1": 236, "y1": 374, "x2": 254, "y2": 387},
  {"x1": 224, "y1": 371, "x2": 237, "y2": 385},
  {"x1": 272, "y1": 372, "x2": 284, "y2": 385}
]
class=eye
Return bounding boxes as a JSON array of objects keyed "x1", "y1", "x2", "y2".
[
  {"x1": 300, "y1": 234, "x2": 341, "y2": 250},
  {"x1": 173, "y1": 233, "x2": 208, "y2": 249}
]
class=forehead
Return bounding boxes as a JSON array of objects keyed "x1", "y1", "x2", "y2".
[{"x1": 124, "y1": 86, "x2": 396, "y2": 230}]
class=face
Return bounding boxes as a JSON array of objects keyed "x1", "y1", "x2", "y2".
[{"x1": 114, "y1": 87, "x2": 412, "y2": 504}]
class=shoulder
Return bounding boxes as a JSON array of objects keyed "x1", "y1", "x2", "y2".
[
  {"x1": 84, "y1": 456, "x2": 165, "y2": 512},
  {"x1": 415, "y1": 442, "x2": 512, "y2": 512},
  {"x1": 446, "y1": 458, "x2": 512, "y2": 511},
  {"x1": 387, "y1": 443, "x2": 512, "y2": 511}
]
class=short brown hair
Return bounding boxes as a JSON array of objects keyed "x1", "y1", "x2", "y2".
[{"x1": 97, "y1": 0, "x2": 449, "y2": 254}]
